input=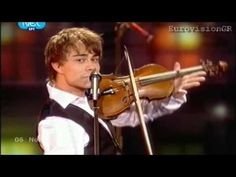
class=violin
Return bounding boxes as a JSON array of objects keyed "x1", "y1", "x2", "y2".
[{"x1": 97, "y1": 60, "x2": 228, "y2": 119}]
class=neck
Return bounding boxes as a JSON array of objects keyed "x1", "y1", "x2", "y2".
[{"x1": 139, "y1": 65, "x2": 204, "y2": 86}]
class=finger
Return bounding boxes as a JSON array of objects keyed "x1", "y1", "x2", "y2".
[
  {"x1": 183, "y1": 76, "x2": 206, "y2": 83},
  {"x1": 182, "y1": 82, "x2": 201, "y2": 90},
  {"x1": 182, "y1": 72, "x2": 206, "y2": 80},
  {"x1": 174, "y1": 62, "x2": 181, "y2": 71}
]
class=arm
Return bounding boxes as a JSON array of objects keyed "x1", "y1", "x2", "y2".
[
  {"x1": 37, "y1": 117, "x2": 89, "y2": 155},
  {"x1": 111, "y1": 62, "x2": 206, "y2": 127},
  {"x1": 111, "y1": 91, "x2": 187, "y2": 127}
]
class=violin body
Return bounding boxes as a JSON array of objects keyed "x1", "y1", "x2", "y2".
[{"x1": 97, "y1": 64, "x2": 174, "y2": 118}]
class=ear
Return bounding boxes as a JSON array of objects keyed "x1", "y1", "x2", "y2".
[{"x1": 51, "y1": 62, "x2": 63, "y2": 74}]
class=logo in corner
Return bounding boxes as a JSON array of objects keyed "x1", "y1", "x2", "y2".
[{"x1": 17, "y1": 22, "x2": 46, "y2": 31}]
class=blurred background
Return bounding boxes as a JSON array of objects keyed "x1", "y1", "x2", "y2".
[{"x1": 1, "y1": 22, "x2": 235, "y2": 155}]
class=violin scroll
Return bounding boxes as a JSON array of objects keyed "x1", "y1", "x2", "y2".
[{"x1": 201, "y1": 60, "x2": 228, "y2": 76}]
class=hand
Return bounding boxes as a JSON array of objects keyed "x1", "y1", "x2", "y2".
[{"x1": 173, "y1": 62, "x2": 206, "y2": 94}]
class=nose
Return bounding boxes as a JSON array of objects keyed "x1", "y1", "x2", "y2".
[{"x1": 86, "y1": 59, "x2": 98, "y2": 72}]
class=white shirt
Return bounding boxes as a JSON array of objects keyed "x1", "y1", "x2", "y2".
[{"x1": 37, "y1": 82, "x2": 187, "y2": 155}]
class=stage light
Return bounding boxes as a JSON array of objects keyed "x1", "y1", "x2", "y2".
[
  {"x1": 211, "y1": 103, "x2": 229, "y2": 120},
  {"x1": 176, "y1": 23, "x2": 202, "y2": 50},
  {"x1": 1, "y1": 23, "x2": 14, "y2": 44},
  {"x1": 152, "y1": 25, "x2": 176, "y2": 50}
]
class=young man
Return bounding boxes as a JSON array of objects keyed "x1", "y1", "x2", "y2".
[{"x1": 37, "y1": 27, "x2": 206, "y2": 155}]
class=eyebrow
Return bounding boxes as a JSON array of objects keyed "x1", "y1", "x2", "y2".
[
  {"x1": 71, "y1": 54, "x2": 88, "y2": 57},
  {"x1": 72, "y1": 53, "x2": 99, "y2": 58}
]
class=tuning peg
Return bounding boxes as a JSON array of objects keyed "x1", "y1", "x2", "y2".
[{"x1": 219, "y1": 60, "x2": 228, "y2": 72}]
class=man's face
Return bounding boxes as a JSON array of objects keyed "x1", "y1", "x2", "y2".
[{"x1": 55, "y1": 42, "x2": 100, "y2": 94}]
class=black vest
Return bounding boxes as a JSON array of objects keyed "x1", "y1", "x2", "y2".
[{"x1": 38, "y1": 99, "x2": 121, "y2": 155}]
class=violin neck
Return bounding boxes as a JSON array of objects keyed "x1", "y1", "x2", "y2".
[{"x1": 139, "y1": 65, "x2": 204, "y2": 86}]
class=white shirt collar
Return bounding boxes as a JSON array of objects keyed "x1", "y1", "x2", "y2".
[{"x1": 46, "y1": 82, "x2": 87, "y2": 109}]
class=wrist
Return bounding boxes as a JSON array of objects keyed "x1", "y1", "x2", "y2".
[{"x1": 172, "y1": 89, "x2": 187, "y2": 100}]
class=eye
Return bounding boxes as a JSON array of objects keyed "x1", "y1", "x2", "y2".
[
  {"x1": 76, "y1": 58, "x2": 86, "y2": 63},
  {"x1": 91, "y1": 56, "x2": 100, "y2": 63}
]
